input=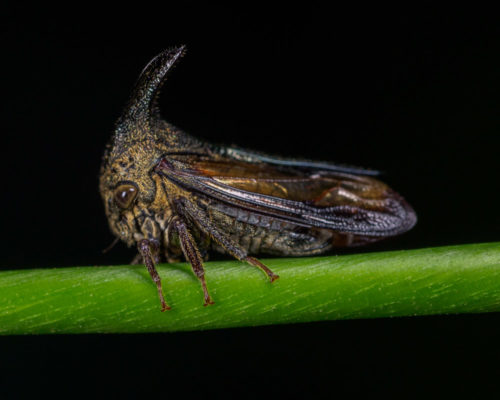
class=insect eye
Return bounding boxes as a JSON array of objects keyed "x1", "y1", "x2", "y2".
[{"x1": 114, "y1": 184, "x2": 138, "y2": 209}]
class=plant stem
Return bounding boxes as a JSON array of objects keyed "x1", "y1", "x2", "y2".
[{"x1": 1, "y1": 242, "x2": 499, "y2": 334}]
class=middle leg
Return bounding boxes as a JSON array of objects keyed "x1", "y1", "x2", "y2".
[
  {"x1": 171, "y1": 217, "x2": 215, "y2": 306},
  {"x1": 176, "y1": 198, "x2": 279, "y2": 283}
]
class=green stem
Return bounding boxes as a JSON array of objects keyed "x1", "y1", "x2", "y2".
[{"x1": 1, "y1": 242, "x2": 499, "y2": 334}]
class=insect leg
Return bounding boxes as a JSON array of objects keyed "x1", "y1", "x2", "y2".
[
  {"x1": 171, "y1": 217, "x2": 215, "y2": 306},
  {"x1": 138, "y1": 239, "x2": 171, "y2": 311},
  {"x1": 177, "y1": 199, "x2": 279, "y2": 283},
  {"x1": 130, "y1": 253, "x2": 143, "y2": 265}
]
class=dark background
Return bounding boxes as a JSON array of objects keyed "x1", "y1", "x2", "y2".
[{"x1": 1, "y1": 4, "x2": 499, "y2": 397}]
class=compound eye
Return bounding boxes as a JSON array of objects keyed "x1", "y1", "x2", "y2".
[{"x1": 114, "y1": 183, "x2": 138, "y2": 209}]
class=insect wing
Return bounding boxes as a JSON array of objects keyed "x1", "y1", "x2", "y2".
[
  {"x1": 156, "y1": 155, "x2": 416, "y2": 237},
  {"x1": 222, "y1": 147, "x2": 382, "y2": 176}
]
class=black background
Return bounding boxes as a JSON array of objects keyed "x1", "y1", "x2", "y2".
[{"x1": 1, "y1": 4, "x2": 500, "y2": 397}]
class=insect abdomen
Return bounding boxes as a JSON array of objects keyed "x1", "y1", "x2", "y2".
[{"x1": 208, "y1": 205, "x2": 335, "y2": 256}]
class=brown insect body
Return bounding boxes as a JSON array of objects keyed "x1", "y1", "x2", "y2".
[{"x1": 99, "y1": 47, "x2": 417, "y2": 311}]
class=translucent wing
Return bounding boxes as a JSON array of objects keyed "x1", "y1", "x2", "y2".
[{"x1": 156, "y1": 153, "x2": 416, "y2": 237}]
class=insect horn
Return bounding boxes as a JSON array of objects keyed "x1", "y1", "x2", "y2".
[{"x1": 114, "y1": 46, "x2": 186, "y2": 138}]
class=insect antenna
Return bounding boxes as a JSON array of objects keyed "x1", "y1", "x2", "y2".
[{"x1": 102, "y1": 236, "x2": 120, "y2": 254}]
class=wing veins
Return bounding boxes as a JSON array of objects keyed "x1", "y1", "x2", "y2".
[{"x1": 156, "y1": 160, "x2": 409, "y2": 236}]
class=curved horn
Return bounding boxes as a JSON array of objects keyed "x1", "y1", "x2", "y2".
[{"x1": 115, "y1": 46, "x2": 186, "y2": 135}]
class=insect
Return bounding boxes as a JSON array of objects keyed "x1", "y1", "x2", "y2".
[{"x1": 99, "y1": 46, "x2": 417, "y2": 311}]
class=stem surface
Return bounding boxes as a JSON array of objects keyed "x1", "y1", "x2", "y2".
[{"x1": 1, "y1": 242, "x2": 499, "y2": 334}]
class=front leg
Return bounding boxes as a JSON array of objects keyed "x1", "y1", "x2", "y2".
[
  {"x1": 137, "y1": 239, "x2": 170, "y2": 312},
  {"x1": 130, "y1": 253, "x2": 143, "y2": 265}
]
